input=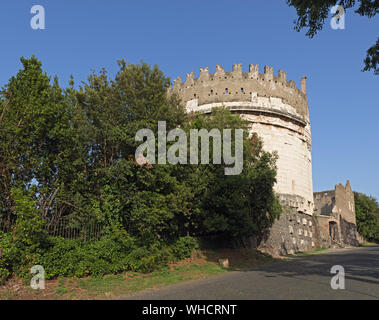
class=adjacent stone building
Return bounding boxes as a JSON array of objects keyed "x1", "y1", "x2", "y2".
[
  {"x1": 314, "y1": 181, "x2": 362, "y2": 248},
  {"x1": 169, "y1": 63, "x2": 361, "y2": 256}
]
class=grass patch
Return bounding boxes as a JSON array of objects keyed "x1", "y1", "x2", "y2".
[
  {"x1": 359, "y1": 242, "x2": 378, "y2": 247},
  {"x1": 56, "y1": 279, "x2": 68, "y2": 296},
  {"x1": 75, "y1": 263, "x2": 227, "y2": 299}
]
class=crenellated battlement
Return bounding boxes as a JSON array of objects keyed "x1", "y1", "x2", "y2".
[{"x1": 169, "y1": 63, "x2": 309, "y2": 119}]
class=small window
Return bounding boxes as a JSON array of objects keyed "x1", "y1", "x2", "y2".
[
  {"x1": 210, "y1": 90, "x2": 214, "y2": 95},
  {"x1": 225, "y1": 88, "x2": 228, "y2": 94},
  {"x1": 241, "y1": 88, "x2": 244, "y2": 93}
]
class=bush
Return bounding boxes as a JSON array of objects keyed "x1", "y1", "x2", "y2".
[
  {"x1": 39, "y1": 229, "x2": 135, "y2": 279},
  {"x1": 170, "y1": 236, "x2": 199, "y2": 260},
  {"x1": 4, "y1": 188, "x2": 49, "y2": 281},
  {"x1": 1, "y1": 188, "x2": 200, "y2": 281},
  {"x1": 38, "y1": 237, "x2": 88, "y2": 279},
  {"x1": 0, "y1": 230, "x2": 42, "y2": 283},
  {"x1": 37, "y1": 233, "x2": 199, "y2": 279}
]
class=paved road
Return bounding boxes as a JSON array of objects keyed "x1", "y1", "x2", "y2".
[{"x1": 119, "y1": 246, "x2": 379, "y2": 300}]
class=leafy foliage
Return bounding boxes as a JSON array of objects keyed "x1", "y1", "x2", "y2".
[
  {"x1": 11, "y1": 187, "x2": 48, "y2": 250},
  {"x1": 354, "y1": 192, "x2": 379, "y2": 242},
  {"x1": 363, "y1": 37, "x2": 379, "y2": 75},
  {"x1": 0, "y1": 231, "x2": 199, "y2": 281}
]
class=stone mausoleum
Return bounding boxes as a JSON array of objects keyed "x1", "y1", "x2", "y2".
[{"x1": 169, "y1": 63, "x2": 362, "y2": 255}]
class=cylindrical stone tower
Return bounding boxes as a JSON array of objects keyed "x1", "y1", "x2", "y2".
[{"x1": 169, "y1": 63, "x2": 314, "y2": 215}]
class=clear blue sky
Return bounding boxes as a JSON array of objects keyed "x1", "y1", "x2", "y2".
[{"x1": 1, "y1": 1, "x2": 378, "y2": 199}]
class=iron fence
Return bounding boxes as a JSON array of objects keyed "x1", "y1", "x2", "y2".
[{"x1": 0, "y1": 216, "x2": 104, "y2": 241}]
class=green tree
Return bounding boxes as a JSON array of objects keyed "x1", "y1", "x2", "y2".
[
  {"x1": 354, "y1": 192, "x2": 379, "y2": 242},
  {"x1": 181, "y1": 108, "x2": 281, "y2": 245},
  {"x1": 71, "y1": 60, "x2": 188, "y2": 241},
  {"x1": 287, "y1": 0, "x2": 378, "y2": 74},
  {"x1": 0, "y1": 56, "x2": 73, "y2": 223}
]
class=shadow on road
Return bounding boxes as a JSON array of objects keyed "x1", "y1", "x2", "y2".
[{"x1": 248, "y1": 246, "x2": 379, "y2": 294}]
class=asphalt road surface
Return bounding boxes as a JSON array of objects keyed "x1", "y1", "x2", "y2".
[{"x1": 119, "y1": 246, "x2": 379, "y2": 300}]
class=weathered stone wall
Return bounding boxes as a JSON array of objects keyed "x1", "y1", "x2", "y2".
[
  {"x1": 256, "y1": 197, "x2": 360, "y2": 256},
  {"x1": 340, "y1": 216, "x2": 360, "y2": 247},
  {"x1": 314, "y1": 181, "x2": 355, "y2": 223},
  {"x1": 315, "y1": 215, "x2": 336, "y2": 248},
  {"x1": 313, "y1": 181, "x2": 361, "y2": 248},
  {"x1": 335, "y1": 181, "x2": 356, "y2": 224},
  {"x1": 255, "y1": 206, "x2": 318, "y2": 256},
  {"x1": 314, "y1": 190, "x2": 335, "y2": 216}
]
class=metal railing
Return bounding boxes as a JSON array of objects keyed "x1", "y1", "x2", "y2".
[{"x1": 0, "y1": 216, "x2": 104, "y2": 241}]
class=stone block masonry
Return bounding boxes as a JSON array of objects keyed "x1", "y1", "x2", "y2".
[{"x1": 256, "y1": 206, "x2": 319, "y2": 256}]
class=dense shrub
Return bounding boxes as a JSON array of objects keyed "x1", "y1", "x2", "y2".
[
  {"x1": 0, "y1": 188, "x2": 50, "y2": 282},
  {"x1": 170, "y1": 236, "x2": 199, "y2": 260},
  {"x1": 0, "y1": 230, "x2": 199, "y2": 282},
  {"x1": 0, "y1": 230, "x2": 46, "y2": 283},
  {"x1": 36, "y1": 233, "x2": 198, "y2": 279}
]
